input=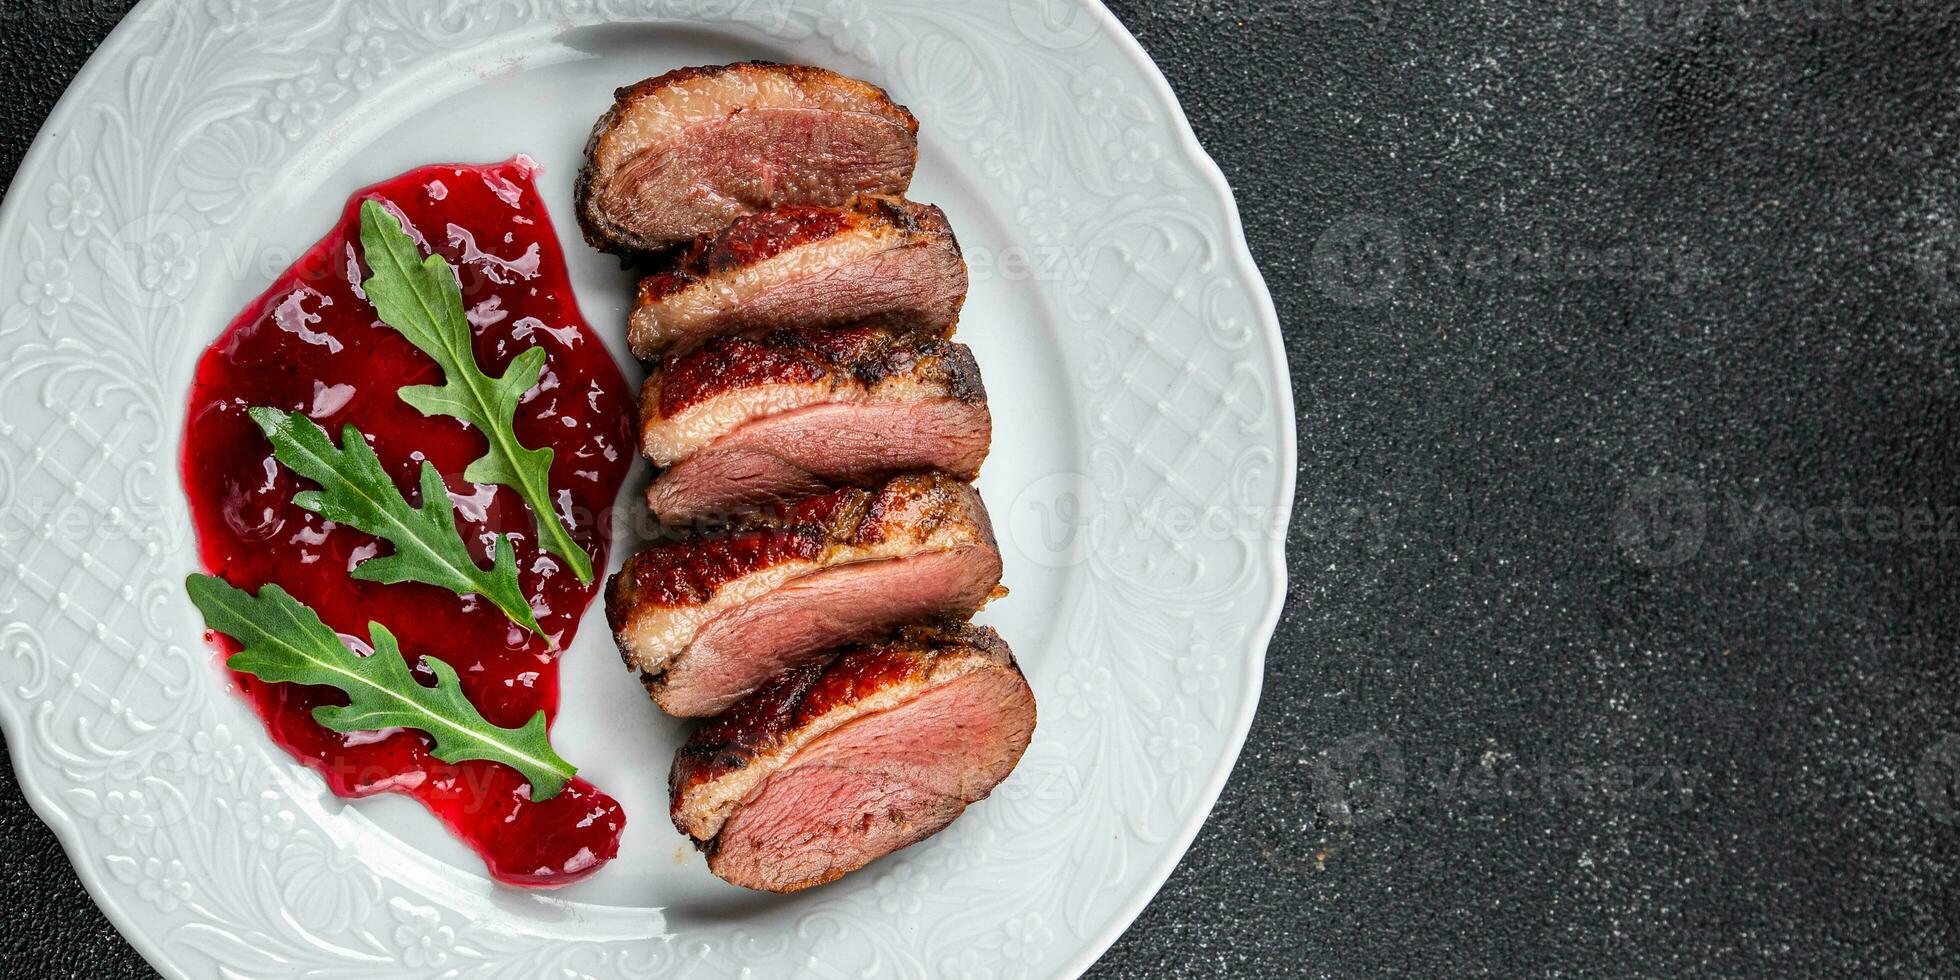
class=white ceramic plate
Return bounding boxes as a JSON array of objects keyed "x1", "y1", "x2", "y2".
[{"x1": 0, "y1": 1, "x2": 1291, "y2": 976}]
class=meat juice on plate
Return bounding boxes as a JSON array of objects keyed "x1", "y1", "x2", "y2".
[{"x1": 182, "y1": 159, "x2": 633, "y2": 887}]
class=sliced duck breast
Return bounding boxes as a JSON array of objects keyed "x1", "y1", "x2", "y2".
[
  {"x1": 670, "y1": 623, "x2": 1036, "y2": 892},
  {"x1": 639, "y1": 324, "x2": 990, "y2": 523},
  {"x1": 604, "y1": 472, "x2": 1001, "y2": 717},
  {"x1": 627, "y1": 197, "x2": 965, "y2": 360},
  {"x1": 577, "y1": 62, "x2": 919, "y2": 256}
]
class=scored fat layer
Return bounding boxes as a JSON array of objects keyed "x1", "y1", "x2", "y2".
[
  {"x1": 653, "y1": 323, "x2": 984, "y2": 418},
  {"x1": 638, "y1": 197, "x2": 946, "y2": 305},
  {"x1": 668, "y1": 623, "x2": 1016, "y2": 841},
  {"x1": 639, "y1": 323, "x2": 986, "y2": 466},
  {"x1": 638, "y1": 205, "x2": 857, "y2": 303},
  {"x1": 625, "y1": 196, "x2": 965, "y2": 361},
  {"x1": 606, "y1": 472, "x2": 985, "y2": 613}
]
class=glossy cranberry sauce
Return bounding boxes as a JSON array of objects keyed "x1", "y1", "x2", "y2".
[{"x1": 183, "y1": 160, "x2": 633, "y2": 887}]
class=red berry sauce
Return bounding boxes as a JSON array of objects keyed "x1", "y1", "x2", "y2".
[{"x1": 182, "y1": 159, "x2": 633, "y2": 887}]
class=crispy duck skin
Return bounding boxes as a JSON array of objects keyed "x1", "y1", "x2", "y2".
[
  {"x1": 604, "y1": 472, "x2": 1002, "y2": 717},
  {"x1": 626, "y1": 196, "x2": 966, "y2": 360},
  {"x1": 576, "y1": 62, "x2": 920, "y2": 256},
  {"x1": 638, "y1": 324, "x2": 991, "y2": 522},
  {"x1": 670, "y1": 623, "x2": 1035, "y2": 892}
]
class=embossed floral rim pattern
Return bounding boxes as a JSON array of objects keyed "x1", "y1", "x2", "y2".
[{"x1": 0, "y1": 1, "x2": 1293, "y2": 977}]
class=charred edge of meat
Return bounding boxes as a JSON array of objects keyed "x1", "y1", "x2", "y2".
[
  {"x1": 856, "y1": 194, "x2": 959, "y2": 257},
  {"x1": 603, "y1": 570, "x2": 630, "y2": 637},
  {"x1": 938, "y1": 341, "x2": 985, "y2": 404},
  {"x1": 649, "y1": 323, "x2": 987, "y2": 421},
  {"x1": 572, "y1": 112, "x2": 627, "y2": 258}
]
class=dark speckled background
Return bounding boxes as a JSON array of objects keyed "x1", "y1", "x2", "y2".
[{"x1": 5, "y1": 1, "x2": 1959, "y2": 976}]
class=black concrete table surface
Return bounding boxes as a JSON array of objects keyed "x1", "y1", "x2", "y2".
[{"x1": 5, "y1": 1, "x2": 1959, "y2": 976}]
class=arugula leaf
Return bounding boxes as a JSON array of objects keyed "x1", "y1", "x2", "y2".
[
  {"x1": 357, "y1": 200, "x2": 593, "y2": 584},
  {"x1": 186, "y1": 574, "x2": 575, "y2": 800},
  {"x1": 250, "y1": 407, "x2": 542, "y2": 636}
]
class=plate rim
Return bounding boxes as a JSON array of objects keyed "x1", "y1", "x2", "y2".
[
  {"x1": 0, "y1": 1, "x2": 1296, "y2": 976},
  {"x1": 1046, "y1": 4, "x2": 1294, "y2": 976}
]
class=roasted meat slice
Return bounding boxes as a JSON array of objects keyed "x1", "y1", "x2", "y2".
[
  {"x1": 577, "y1": 62, "x2": 920, "y2": 255},
  {"x1": 605, "y1": 472, "x2": 1001, "y2": 717},
  {"x1": 670, "y1": 623, "x2": 1035, "y2": 892},
  {"x1": 627, "y1": 197, "x2": 965, "y2": 360},
  {"x1": 640, "y1": 324, "x2": 990, "y2": 523}
]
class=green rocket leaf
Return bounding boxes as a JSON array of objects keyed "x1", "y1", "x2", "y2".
[
  {"x1": 186, "y1": 574, "x2": 575, "y2": 800},
  {"x1": 357, "y1": 199, "x2": 593, "y2": 583},
  {"x1": 249, "y1": 407, "x2": 541, "y2": 636}
]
